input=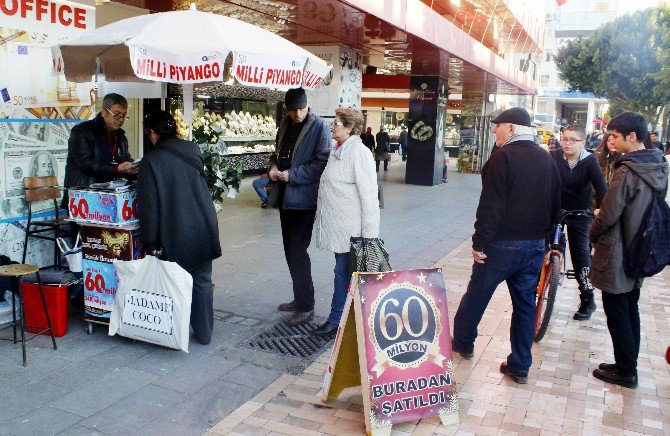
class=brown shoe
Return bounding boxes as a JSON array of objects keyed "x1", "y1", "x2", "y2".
[
  {"x1": 286, "y1": 310, "x2": 314, "y2": 326},
  {"x1": 278, "y1": 300, "x2": 297, "y2": 312}
]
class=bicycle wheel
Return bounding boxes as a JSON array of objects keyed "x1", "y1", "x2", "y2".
[{"x1": 534, "y1": 254, "x2": 560, "y2": 342}]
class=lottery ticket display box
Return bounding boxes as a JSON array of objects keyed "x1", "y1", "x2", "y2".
[
  {"x1": 78, "y1": 218, "x2": 144, "y2": 333},
  {"x1": 68, "y1": 185, "x2": 138, "y2": 226}
]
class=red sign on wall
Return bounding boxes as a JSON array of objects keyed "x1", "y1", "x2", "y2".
[{"x1": 0, "y1": 0, "x2": 95, "y2": 36}]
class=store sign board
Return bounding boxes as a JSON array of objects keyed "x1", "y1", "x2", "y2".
[
  {"x1": 322, "y1": 269, "x2": 459, "y2": 435},
  {"x1": 129, "y1": 45, "x2": 224, "y2": 84},
  {"x1": 0, "y1": 0, "x2": 94, "y2": 36}
]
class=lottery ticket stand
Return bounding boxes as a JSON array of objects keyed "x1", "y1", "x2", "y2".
[{"x1": 68, "y1": 182, "x2": 143, "y2": 334}]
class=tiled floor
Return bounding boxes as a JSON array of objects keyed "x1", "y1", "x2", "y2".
[{"x1": 208, "y1": 240, "x2": 670, "y2": 435}]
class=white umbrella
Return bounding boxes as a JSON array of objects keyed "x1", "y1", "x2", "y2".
[{"x1": 57, "y1": 3, "x2": 331, "y2": 90}]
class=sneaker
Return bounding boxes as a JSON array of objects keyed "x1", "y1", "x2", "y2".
[
  {"x1": 500, "y1": 362, "x2": 528, "y2": 384},
  {"x1": 451, "y1": 344, "x2": 474, "y2": 360},
  {"x1": 598, "y1": 362, "x2": 617, "y2": 371},
  {"x1": 286, "y1": 310, "x2": 314, "y2": 326},
  {"x1": 592, "y1": 368, "x2": 638, "y2": 388},
  {"x1": 573, "y1": 296, "x2": 596, "y2": 320},
  {"x1": 277, "y1": 300, "x2": 297, "y2": 312}
]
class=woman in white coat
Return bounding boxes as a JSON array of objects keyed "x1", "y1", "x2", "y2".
[{"x1": 313, "y1": 108, "x2": 380, "y2": 336}]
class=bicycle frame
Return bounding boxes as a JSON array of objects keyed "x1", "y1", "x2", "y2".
[{"x1": 535, "y1": 248, "x2": 563, "y2": 330}]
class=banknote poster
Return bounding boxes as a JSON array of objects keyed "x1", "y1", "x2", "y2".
[{"x1": 0, "y1": 24, "x2": 92, "y2": 267}]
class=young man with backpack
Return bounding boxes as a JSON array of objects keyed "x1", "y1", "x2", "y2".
[{"x1": 589, "y1": 112, "x2": 669, "y2": 388}]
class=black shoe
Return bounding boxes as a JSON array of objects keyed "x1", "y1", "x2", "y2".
[
  {"x1": 500, "y1": 362, "x2": 528, "y2": 384},
  {"x1": 278, "y1": 300, "x2": 297, "y2": 312},
  {"x1": 598, "y1": 362, "x2": 617, "y2": 371},
  {"x1": 573, "y1": 296, "x2": 596, "y2": 320},
  {"x1": 261, "y1": 202, "x2": 268, "y2": 209},
  {"x1": 592, "y1": 368, "x2": 638, "y2": 388},
  {"x1": 451, "y1": 344, "x2": 474, "y2": 360},
  {"x1": 286, "y1": 310, "x2": 314, "y2": 326},
  {"x1": 313, "y1": 321, "x2": 338, "y2": 337}
]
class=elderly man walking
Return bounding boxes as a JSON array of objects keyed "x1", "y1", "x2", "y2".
[{"x1": 451, "y1": 107, "x2": 561, "y2": 384}]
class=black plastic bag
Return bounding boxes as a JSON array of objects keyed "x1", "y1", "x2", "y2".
[{"x1": 349, "y1": 237, "x2": 392, "y2": 274}]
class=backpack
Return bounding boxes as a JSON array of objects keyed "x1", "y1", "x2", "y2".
[{"x1": 623, "y1": 181, "x2": 670, "y2": 278}]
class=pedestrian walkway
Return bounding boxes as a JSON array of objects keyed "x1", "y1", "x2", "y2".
[
  {"x1": 208, "y1": 241, "x2": 670, "y2": 435},
  {"x1": 0, "y1": 161, "x2": 483, "y2": 435}
]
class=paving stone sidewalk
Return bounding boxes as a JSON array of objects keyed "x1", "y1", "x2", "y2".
[
  {"x1": 0, "y1": 161, "x2": 483, "y2": 435},
  {"x1": 208, "y1": 240, "x2": 670, "y2": 435}
]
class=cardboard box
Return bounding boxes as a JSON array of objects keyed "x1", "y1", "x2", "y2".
[
  {"x1": 81, "y1": 224, "x2": 144, "y2": 264},
  {"x1": 68, "y1": 187, "x2": 138, "y2": 226},
  {"x1": 82, "y1": 259, "x2": 119, "y2": 321}
]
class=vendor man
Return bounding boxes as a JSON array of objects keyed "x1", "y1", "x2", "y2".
[{"x1": 62, "y1": 93, "x2": 138, "y2": 209}]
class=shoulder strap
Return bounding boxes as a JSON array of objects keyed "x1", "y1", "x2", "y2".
[{"x1": 159, "y1": 147, "x2": 206, "y2": 180}]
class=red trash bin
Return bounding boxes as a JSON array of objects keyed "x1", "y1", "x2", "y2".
[{"x1": 21, "y1": 281, "x2": 69, "y2": 337}]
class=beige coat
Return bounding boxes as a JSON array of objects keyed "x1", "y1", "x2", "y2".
[{"x1": 316, "y1": 135, "x2": 380, "y2": 253}]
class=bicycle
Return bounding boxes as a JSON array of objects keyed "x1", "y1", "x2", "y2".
[{"x1": 534, "y1": 209, "x2": 593, "y2": 342}]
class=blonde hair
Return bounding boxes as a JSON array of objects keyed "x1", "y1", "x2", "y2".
[{"x1": 335, "y1": 108, "x2": 364, "y2": 136}]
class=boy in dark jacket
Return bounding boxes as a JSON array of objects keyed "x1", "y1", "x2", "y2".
[
  {"x1": 550, "y1": 125, "x2": 608, "y2": 320},
  {"x1": 589, "y1": 112, "x2": 669, "y2": 388}
]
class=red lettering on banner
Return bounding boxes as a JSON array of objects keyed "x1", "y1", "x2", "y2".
[
  {"x1": 73, "y1": 6, "x2": 84, "y2": 28},
  {"x1": 21, "y1": 0, "x2": 33, "y2": 18},
  {"x1": 235, "y1": 65, "x2": 246, "y2": 82},
  {"x1": 187, "y1": 66, "x2": 195, "y2": 81},
  {"x1": 169, "y1": 65, "x2": 176, "y2": 80},
  {"x1": 178, "y1": 66, "x2": 186, "y2": 81},
  {"x1": 135, "y1": 58, "x2": 147, "y2": 76},
  {"x1": 0, "y1": 1, "x2": 19, "y2": 15},
  {"x1": 266, "y1": 68, "x2": 275, "y2": 84},
  {"x1": 58, "y1": 4, "x2": 71, "y2": 26},
  {"x1": 35, "y1": 0, "x2": 47, "y2": 19},
  {"x1": 194, "y1": 65, "x2": 202, "y2": 80},
  {"x1": 212, "y1": 62, "x2": 220, "y2": 79},
  {"x1": 1, "y1": 0, "x2": 91, "y2": 30}
]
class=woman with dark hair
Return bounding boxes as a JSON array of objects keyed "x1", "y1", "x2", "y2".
[
  {"x1": 594, "y1": 133, "x2": 620, "y2": 184},
  {"x1": 138, "y1": 110, "x2": 222, "y2": 345}
]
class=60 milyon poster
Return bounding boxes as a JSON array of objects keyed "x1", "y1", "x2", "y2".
[{"x1": 322, "y1": 268, "x2": 459, "y2": 435}]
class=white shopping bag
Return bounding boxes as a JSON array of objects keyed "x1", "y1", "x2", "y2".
[
  {"x1": 56, "y1": 234, "x2": 82, "y2": 273},
  {"x1": 109, "y1": 256, "x2": 193, "y2": 352}
]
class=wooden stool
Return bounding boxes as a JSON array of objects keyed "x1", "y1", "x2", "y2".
[{"x1": 0, "y1": 264, "x2": 57, "y2": 366}]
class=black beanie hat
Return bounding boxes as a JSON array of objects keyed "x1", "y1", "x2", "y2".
[{"x1": 285, "y1": 87, "x2": 307, "y2": 110}]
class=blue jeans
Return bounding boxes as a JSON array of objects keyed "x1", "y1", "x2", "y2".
[
  {"x1": 327, "y1": 252, "x2": 350, "y2": 324},
  {"x1": 252, "y1": 177, "x2": 269, "y2": 203},
  {"x1": 453, "y1": 239, "x2": 544, "y2": 375}
]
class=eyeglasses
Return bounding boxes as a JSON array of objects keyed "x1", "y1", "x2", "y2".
[
  {"x1": 105, "y1": 107, "x2": 129, "y2": 121},
  {"x1": 562, "y1": 137, "x2": 584, "y2": 144},
  {"x1": 331, "y1": 121, "x2": 344, "y2": 127}
]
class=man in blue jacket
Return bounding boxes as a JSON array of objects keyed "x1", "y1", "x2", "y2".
[{"x1": 269, "y1": 88, "x2": 330, "y2": 326}]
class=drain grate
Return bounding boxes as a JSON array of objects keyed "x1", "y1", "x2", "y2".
[{"x1": 247, "y1": 320, "x2": 332, "y2": 358}]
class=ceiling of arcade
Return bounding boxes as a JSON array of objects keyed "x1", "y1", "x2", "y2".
[{"x1": 121, "y1": 0, "x2": 535, "y2": 96}]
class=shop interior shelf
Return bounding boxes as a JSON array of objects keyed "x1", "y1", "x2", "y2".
[{"x1": 221, "y1": 136, "x2": 275, "y2": 142}]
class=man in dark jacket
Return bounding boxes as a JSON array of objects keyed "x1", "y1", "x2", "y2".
[
  {"x1": 452, "y1": 107, "x2": 561, "y2": 384},
  {"x1": 360, "y1": 127, "x2": 375, "y2": 154},
  {"x1": 550, "y1": 125, "x2": 608, "y2": 320},
  {"x1": 63, "y1": 93, "x2": 138, "y2": 209},
  {"x1": 269, "y1": 88, "x2": 330, "y2": 326},
  {"x1": 649, "y1": 132, "x2": 664, "y2": 152},
  {"x1": 590, "y1": 112, "x2": 668, "y2": 388},
  {"x1": 138, "y1": 111, "x2": 222, "y2": 345},
  {"x1": 399, "y1": 125, "x2": 408, "y2": 161},
  {"x1": 374, "y1": 127, "x2": 390, "y2": 171}
]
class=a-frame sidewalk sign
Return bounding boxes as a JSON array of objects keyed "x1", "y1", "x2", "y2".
[{"x1": 322, "y1": 268, "x2": 460, "y2": 435}]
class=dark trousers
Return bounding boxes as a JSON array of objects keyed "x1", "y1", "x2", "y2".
[
  {"x1": 189, "y1": 260, "x2": 213, "y2": 345},
  {"x1": 565, "y1": 216, "x2": 595, "y2": 297},
  {"x1": 602, "y1": 288, "x2": 641, "y2": 376},
  {"x1": 453, "y1": 239, "x2": 545, "y2": 375},
  {"x1": 279, "y1": 209, "x2": 316, "y2": 312},
  {"x1": 375, "y1": 160, "x2": 388, "y2": 172}
]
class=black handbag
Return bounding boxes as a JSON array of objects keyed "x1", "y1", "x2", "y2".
[
  {"x1": 349, "y1": 237, "x2": 392, "y2": 274},
  {"x1": 266, "y1": 181, "x2": 285, "y2": 209}
]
